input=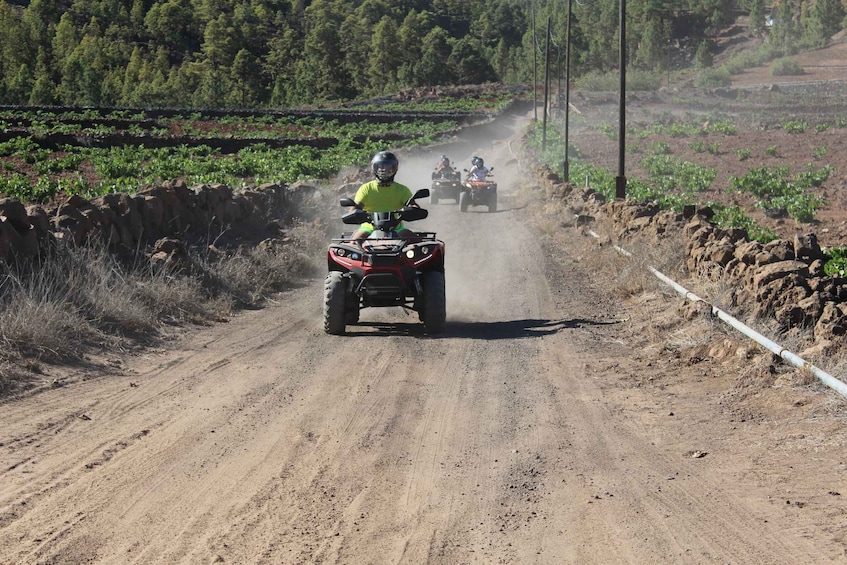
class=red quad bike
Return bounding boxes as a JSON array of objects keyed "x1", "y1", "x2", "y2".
[
  {"x1": 460, "y1": 167, "x2": 497, "y2": 212},
  {"x1": 324, "y1": 188, "x2": 446, "y2": 335},
  {"x1": 430, "y1": 168, "x2": 462, "y2": 204}
]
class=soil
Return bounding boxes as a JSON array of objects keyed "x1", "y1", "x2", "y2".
[
  {"x1": 3, "y1": 50, "x2": 847, "y2": 564},
  {"x1": 567, "y1": 35, "x2": 847, "y2": 249}
]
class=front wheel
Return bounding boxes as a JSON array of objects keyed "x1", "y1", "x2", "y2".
[
  {"x1": 421, "y1": 271, "x2": 446, "y2": 334},
  {"x1": 323, "y1": 272, "x2": 346, "y2": 335},
  {"x1": 459, "y1": 191, "x2": 469, "y2": 212},
  {"x1": 431, "y1": 191, "x2": 439, "y2": 205}
]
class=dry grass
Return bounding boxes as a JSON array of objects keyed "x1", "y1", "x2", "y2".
[{"x1": 0, "y1": 219, "x2": 326, "y2": 395}]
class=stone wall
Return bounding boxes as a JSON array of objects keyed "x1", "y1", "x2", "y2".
[
  {"x1": 528, "y1": 160, "x2": 847, "y2": 355},
  {"x1": 0, "y1": 180, "x2": 292, "y2": 263}
]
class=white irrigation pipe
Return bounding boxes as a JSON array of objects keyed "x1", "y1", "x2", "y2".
[{"x1": 587, "y1": 229, "x2": 847, "y2": 399}]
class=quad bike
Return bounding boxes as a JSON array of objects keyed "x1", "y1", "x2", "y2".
[
  {"x1": 430, "y1": 167, "x2": 462, "y2": 204},
  {"x1": 460, "y1": 167, "x2": 497, "y2": 213},
  {"x1": 324, "y1": 188, "x2": 446, "y2": 335}
]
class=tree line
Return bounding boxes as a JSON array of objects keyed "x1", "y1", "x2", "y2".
[{"x1": 0, "y1": 0, "x2": 843, "y2": 109}]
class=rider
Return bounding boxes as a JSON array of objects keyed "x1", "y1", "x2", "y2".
[
  {"x1": 349, "y1": 150, "x2": 417, "y2": 240},
  {"x1": 466, "y1": 156, "x2": 491, "y2": 182},
  {"x1": 433, "y1": 155, "x2": 454, "y2": 179}
]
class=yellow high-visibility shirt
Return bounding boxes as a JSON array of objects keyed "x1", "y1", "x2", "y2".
[{"x1": 354, "y1": 180, "x2": 413, "y2": 212}]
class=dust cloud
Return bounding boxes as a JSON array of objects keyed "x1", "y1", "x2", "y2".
[{"x1": 392, "y1": 110, "x2": 536, "y2": 324}]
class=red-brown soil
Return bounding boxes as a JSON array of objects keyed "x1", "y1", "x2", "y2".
[{"x1": 568, "y1": 36, "x2": 847, "y2": 249}]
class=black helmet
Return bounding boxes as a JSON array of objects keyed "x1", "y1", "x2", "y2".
[
  {"x1": 371, "y1": 151, "x2": 398, "y2": 184},
  {"x1": 472, "y1": 156, "x2": 484, "y2": 167},
  {"x1": 440, "y1": 155, "x2": 449, "y2": 164}
]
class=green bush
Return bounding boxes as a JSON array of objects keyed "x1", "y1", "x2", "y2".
[
  {"x1": 770, "y1": 57, "x2": 804, "y2": 76},
  {"x1": 694, "y1": 68, "x2": 731, "y2": 88}
]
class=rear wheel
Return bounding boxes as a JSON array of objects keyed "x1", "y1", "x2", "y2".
[
  {"x1": 421, "y1": 271, "x2": 446, "y2": 334},
  {"x1": 459, "y1": 191, "x2": 469, "y2": 212},
  {"x1": 323, "y1": 272, "x2": 346, "y2": 334},
  {"x1": 488, "y1": 192, "x2": 497, "y2": 212}
]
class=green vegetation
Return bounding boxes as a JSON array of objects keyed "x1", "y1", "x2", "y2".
[
  {"x1": 711, "y1": 204, "x2": 778, "y2": 243},
  {"x1": 770, "y1": 58, "x2": 804, "y2": 76},
  {"x1": 2, "y1": 1, "x2": 839, "y2": 109},
  {"x1": 728, "y1": 165, "x2": 832, "y2": 223},
  {"x1": 782, "y1": 120, "x2": 807, "y2": 134},
  {"x1": 824, "y1": 247, "x2": 847, "y2": 277}
]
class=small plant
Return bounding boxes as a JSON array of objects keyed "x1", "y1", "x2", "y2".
[
  {"x1": 706, "y1": 142, "x2": 721, "y2": 155},
  {"x1": 813, "y1": 145, "x2": 828, "y2": 160},
  {"x1": 764, "y1": 145, "x2": 779, "y2": 157},
  {"x1": 736, "y1": 148, "x2": 752, "y2": 161},
  {"x1": 824, "y1": 247, "x2": 847, "y2": 277},
  {"x1": 690, "y1": 141, "x2": 707, "y2": 153},
  {"x1": 707, "y1": 120, "x2": 738, "y2": 135},
  {"x1": 782, "y1": 120, "x2": 807, "y2": 134},
  {"x1": 815, "y1": 123, "x2": 830, "y2": 133},
  {"x1": 599, "y1": 123, "x2": 617, "y2": 139},
  {"x1": 648, "y1": 141, "x2": 672, "y2": 155}
]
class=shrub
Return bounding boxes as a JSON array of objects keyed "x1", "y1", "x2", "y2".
[
  {"x1": 694, "y1": 68, "x2": 732, "y2": 88},
  {"x1": 770, "y1": 57, "x2": 804, "y2": 76}
]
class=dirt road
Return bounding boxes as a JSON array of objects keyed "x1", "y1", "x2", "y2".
[{"x1": 2, "y1": 114, "x2": 846, "y2": 564}]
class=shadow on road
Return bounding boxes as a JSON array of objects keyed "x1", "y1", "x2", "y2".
[
  {"x1": 343, "y1": 317, "x2": 618, "y2": 339},
  {"x1": 442, "y1": 318, "x2": 618, "y2": 339}
]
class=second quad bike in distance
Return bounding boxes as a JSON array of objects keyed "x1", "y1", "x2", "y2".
[
  {"x1": 430, "y1": 165, "x2": 462, "y2": 204},
  {"x1": 324, "y1": 188, "x2": 446, "y2": 335},
  {"x1": 460, "y1": 166, "x2": 497, "y2": 212}
]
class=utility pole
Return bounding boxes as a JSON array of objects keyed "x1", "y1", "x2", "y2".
[
  {"x1": 532, "y1": 3, "x2": 538, "y2": 121},
  {"x1": 615, "y1": 0, "x2": 627, "y2": 199},
  {"x1": 542, "y1": 16, "x2": 551, "y2": 151},
  {"x1": 564, "y1": 0, "x2": 572, "y2": 182}
]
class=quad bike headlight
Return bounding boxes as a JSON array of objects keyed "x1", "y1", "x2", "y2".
[
  {"x1": 406, "y1": 249, "x2": 415, "y2": 258},
  {"x1": 335, "y1": 247, "x2": 347, "y2": 257},
  {"x1": 421, "y1": 246, "x2": 430, "y2": 255}
]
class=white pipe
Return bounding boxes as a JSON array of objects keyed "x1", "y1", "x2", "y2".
[{"x1": 587, "y1": 230, "x2": 847, "y2": 399}]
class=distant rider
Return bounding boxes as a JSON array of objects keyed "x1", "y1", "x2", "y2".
[
  {"x1": 433, "y1": 155, "x2": 454, "y2": 179},
  {"x1": 349, "y1": 150, "x2": 417, "y2": 240},
  {"x1": 466, "y1": 156, "x2": 491, "y2": 182}
]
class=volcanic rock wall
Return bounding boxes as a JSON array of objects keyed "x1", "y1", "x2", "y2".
[
  {"x1": 528, "y1": 160, "x2": 847, "y2": 355},
  {"x1": 0, "y1": 180, "x2": 292, "y2": 264}
]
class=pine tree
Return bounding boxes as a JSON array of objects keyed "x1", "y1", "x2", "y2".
[
  {"x1": 368, "y1": 16, "x2": 400, "y2": 94},
  {"x1": 416, "y1": 26, "x2": 455, "y2": 86}
]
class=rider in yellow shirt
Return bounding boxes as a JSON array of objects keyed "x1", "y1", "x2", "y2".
[{"x1": 350, "y1": 151, "x2": 416, "y2": 240}]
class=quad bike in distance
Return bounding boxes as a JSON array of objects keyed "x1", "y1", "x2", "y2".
[
  {"x1": 460, "y1": 167, "x2": 497, "y2": 213},
  {"x1": 430, "y1": 166, "x2": 462, "y2": 204},
  {"x1": 324, "y1": 188, "x2": 446, "y2": 335}
]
